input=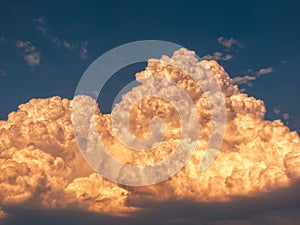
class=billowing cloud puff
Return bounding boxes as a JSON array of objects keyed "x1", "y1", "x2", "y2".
[{"x1": 0, "y1": 49, "x2": 299, "y2": 217}]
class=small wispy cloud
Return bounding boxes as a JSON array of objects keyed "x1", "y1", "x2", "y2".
[
  {"x1": 202, "y1": 37, "x2": 242, "y2": 62},
  {"x1": 34, "y1": 17, "x2": 87, "y2": 59},
  {"x1": 50, "y1": 36, "x2": 61, "y2": 45},
  {"x1": 80, "y1": 40, "x2": 88, "y2": 59},
  {"x1": 273, "y1": 106, "x2": 290, "y2": 123},
  {"x1": 283, "y1": 113, "x2": 290, "y2": 120},
  {"x1": 16, "y1": 40, "x2": 41, "y2": 68},
  {"x1": 35, "y1": 17, "x2": 60, "y2": 45},
  {"x1": 273, "y1": 106, "x2": 281, "y2": 115},
  {"x1": 202, "y1": 52, "x2": 233, "y2": 61},
  {"x1": 233, "y1": 67, "x2": 275, "y2": 86},
  {"x1": 34, "y1": 17, "x2": 48, "y2": 34},
  {"x1": 63, "y1": 41, "x2": 75, "y2": 50},
  {"x1": 232, "y1": 75, "x2": 256, "y2": 85},
  {"x1": 257, "y1": 67, "x2": 274, "y2": 76},
  {"x1": 0, "y1": 35, "x2": 5, "y2": 43},
  {"x1": 0, "y1": 69, "x2": 7, "y2": 76},
  {"x1": 35, "y1": 17, "x2": 66, "y2": 47},
  {"x1": 222, "y1": 54, "x2": 233, "y2": 61},
  {"x1": 218, "y1": 36, "x2": 243, "y2": 49}
]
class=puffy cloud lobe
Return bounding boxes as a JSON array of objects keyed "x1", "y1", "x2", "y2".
[
  {"x1": 65, "y1": 173, "x2": 130, "y2": 213},
  {"x1": 0, "y1": 49, "x2": 299, "y2": 216},
  {"x1": 0, "y1": 147, "x2": 70, "y2": 207},
  {"x1": 0, "y1": 97, "x2": 130, "y2": 213}
]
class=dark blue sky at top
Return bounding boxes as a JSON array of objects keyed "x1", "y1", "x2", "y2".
[{"x1": 0, "y1": 0, "x2": 299, "y2": 132}]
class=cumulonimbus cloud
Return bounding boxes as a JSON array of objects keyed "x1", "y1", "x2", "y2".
[{"x1": 0, "y1": 49, "x2": 299, "y2": 218}]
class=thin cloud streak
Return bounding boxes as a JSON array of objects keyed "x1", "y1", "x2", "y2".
[
  {"x1": 232, "y1": 75, "x2": 256, "y2": 85},
  {"x1": 257, "y1": 67, "x2": 274, "y2": 76},
  {"x1": 63, "y1": 41, "x2": 75, "y2": 50},
  {"x1": 202, "y1": 52, "x2": 233, "y2": 61},
  {"x1": 233, "y1": 67, "x2": 275, "y2": 86},
  {"x1": 34, "y1": 17, "x2": 88, "y2": 59},
  {"x1": 80, "y1": 41, "x2": 88, "y2": 59}
]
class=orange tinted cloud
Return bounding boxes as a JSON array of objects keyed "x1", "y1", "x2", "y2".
[{"x1": 0, "y1": 49, "x2": 299, "y2": 215}]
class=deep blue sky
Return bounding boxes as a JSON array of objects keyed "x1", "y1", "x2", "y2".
[{"x1": 0, "y1": 0, "x2": 300, "y2": 133}]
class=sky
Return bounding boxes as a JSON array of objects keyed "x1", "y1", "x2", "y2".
[
  {"x1": 1, "y1": 0, "x2": 300, "y2": 224},
  {"x1": 0, "y1": 0, "x2": 300, "y2": 132}
]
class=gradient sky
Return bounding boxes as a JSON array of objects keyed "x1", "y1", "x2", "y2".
[
  {"x1": 1, "y1": 1, "x2": 300, "y2": 225},
  {"x1": 0, "y1": 0, "x2": 300, "y2": 134}
]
